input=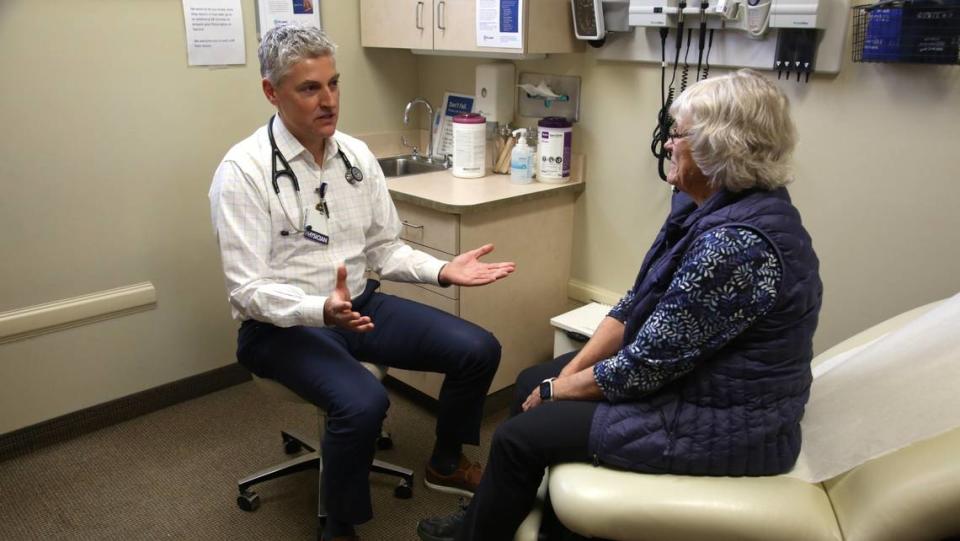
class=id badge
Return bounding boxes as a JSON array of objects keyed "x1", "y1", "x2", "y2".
[{"x1": 303, "y1": 208, "x2": 330, "y2": 245}]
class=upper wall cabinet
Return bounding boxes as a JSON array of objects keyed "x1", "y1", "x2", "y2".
[{"x1": 360, "y1": 0, "x2": 583, "y2": 55}]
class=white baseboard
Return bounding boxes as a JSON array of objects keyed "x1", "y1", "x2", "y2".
[
  {"x1": 567, "y1": 278, "x2": 621, "y2": 306},
  {"x1": 0, "y1": 282, "x2": 156, "y2": 345}
]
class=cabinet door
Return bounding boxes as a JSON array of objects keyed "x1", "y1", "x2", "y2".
[
  {"x1": 361, "y1": 0, "x2": 433, "y2": 50},
  {"x1": 435, "y1": 0, "x2": 532, "y2": 54},
  {"x1": 433, "y1": 0, "x2": 480, "y2": 52}
]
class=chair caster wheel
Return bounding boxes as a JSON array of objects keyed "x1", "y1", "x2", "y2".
[
  {"x1": 283, "y1": 434, "x2": 303, "y2": 454},
  {"x1": 377, "y1": 434, "x2": 394, "y2": 450},
  {"x1": 237, "y1": 491, "x2": 260, "y2": 512},
  {"x1": 394, "y1": 480, "x2": 413, "y2": 499}
]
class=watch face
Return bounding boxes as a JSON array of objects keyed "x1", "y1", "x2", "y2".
[{"x1": 539, "y1": 380, "x2": 552, "y2": 401}]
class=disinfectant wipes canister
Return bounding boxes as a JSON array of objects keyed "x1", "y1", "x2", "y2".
[{"x1": 537, "y1": 117, "x2": 572, "y2": 183}]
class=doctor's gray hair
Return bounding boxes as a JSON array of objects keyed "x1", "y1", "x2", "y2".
[
  {"x1": 669, "y1": 69, "x2": 796, "y2": 192},
  {"x1": 258, "y1": 24, "x2": 338, "y2": 86}
]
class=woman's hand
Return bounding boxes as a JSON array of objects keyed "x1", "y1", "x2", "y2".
[
  {"x1": 522, "y1": 386, "x2": 543, "y2": 412},
  {"x1": 323, "y1": 265, "x2": 374, "y2": 332},
  {"x1": 522, "y1": 370, "x2": 605, "y2": 412}
]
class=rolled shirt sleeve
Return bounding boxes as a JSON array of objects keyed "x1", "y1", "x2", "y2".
[{"x1": 594, "y1": 227, "x2": 783, "y2": 403}]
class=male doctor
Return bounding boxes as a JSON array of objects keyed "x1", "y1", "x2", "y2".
[{"x1": 209, "y1": 24, "x2": 514, "y2": 541}]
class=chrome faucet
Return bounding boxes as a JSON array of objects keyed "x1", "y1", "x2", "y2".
[{"x1": 402, "y1": 97, "x2": 435, "y2": 161}]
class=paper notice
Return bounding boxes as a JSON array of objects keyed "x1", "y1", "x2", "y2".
[
  {"x1": 477, "y1": 0, "x2": 523, "y2": 49},
  {"x1": 432, "y1": 93, "x2": 476, "y2": 161},
  {"x1": 182, "y1": 0, "x2": 246, "y2": 66},
  {"x1": 257, "y1": 0, "x2": 322, "y2": 40}
]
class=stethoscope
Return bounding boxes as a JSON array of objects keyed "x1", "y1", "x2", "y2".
[{"x1": 268, "y1": 114, "x2": 363, "y2": 233}]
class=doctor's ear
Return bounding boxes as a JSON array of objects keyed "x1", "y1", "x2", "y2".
[{"x1": 262, "y1": 78, "x2": 279, "y2": 106}]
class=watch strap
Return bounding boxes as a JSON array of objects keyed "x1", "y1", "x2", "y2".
[{"x1": 540, "y1": 377, "x2": 557, "y2": 401}]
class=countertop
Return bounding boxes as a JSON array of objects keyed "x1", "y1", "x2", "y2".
[{"x1": 385, "y1": 156, "x2": 585, "y2": 215}]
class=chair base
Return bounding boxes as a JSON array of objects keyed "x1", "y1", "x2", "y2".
[{"x1": 237, "y1": 429, "x2": 415, "y2": 525}]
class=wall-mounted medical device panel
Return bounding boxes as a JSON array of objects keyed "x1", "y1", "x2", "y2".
[
  {"x1": 574, "y1": 0, "x2": 848, "y2": 76},
  {"x1": 626, "y1": 0, "x2": 824, "y2": 29},
  {"x1": 770, "y1": 0, "x2": 824, "y2": 28}
]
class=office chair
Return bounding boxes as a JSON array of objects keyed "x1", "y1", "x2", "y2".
[{"x1": 236, "y1": 363, "x2": 414, "y2": 528}]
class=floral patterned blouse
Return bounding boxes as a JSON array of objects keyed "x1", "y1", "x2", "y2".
[{"x1": 594, "y1": 226, "x2": 783, "y2": 403}]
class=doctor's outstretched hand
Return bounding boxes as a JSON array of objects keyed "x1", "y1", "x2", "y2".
[
  {"x1": 439, "y1": 244, "x2": 516, "y2": 287},
  {"x1": 323, "y1": 265, "x2": 374, "y2": 333}
]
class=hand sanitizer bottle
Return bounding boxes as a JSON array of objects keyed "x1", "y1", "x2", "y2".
[{"x1": 510, "y1": 128, "x2": 534, "y2": 184}]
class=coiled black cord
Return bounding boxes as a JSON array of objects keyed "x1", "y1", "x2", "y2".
[
  {"x1": 650, "y1": 14, "x2": 686, "y2": 181},
  {"x1": 702, "y1": 29, "x2": 715, "y2": 80},
  {"x1": 695, "y1": 1, "x2": 708, "y2": 82},
  {"x1": 650, "y1": 3, "x2": 688, "y2": 181},
  {"x1": 680, "y1": 27, "x2": 693, "y2": 92}
]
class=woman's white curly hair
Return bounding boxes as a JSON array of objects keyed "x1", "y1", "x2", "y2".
[{"x1": 670, "y1": 69, "x2": 797, "y2": 192}]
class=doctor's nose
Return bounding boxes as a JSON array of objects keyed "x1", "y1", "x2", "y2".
[{"x1": 319, "y1": 87, "x2": 338, "y2": 107}]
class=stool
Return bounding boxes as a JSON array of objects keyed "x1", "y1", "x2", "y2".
[{"x1": 236, "y1": 363, "x2": 414, "y2": 531}]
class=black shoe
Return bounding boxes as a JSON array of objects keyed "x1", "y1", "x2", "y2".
[{"x1": 417, "y1": 506, "x2": 467, "y2": 541}]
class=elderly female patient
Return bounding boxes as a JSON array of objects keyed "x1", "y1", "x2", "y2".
[{"x1": 417, "y1": 69, "x2": 823, "y2": 541}]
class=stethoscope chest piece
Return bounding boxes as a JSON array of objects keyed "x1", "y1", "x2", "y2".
[
  {"x1": 346, "y1": 166, "x2": 363, "y2": 184},
  {"x1": 338, "y1": 148, "x2": 363, "y2": 184}
]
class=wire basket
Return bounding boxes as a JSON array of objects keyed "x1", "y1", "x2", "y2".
[{"x1": 852, "y1": 1, "x2": 960, "y2": 64}]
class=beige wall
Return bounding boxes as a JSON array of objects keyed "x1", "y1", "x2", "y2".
[
  {"x1": 0, "y1": 1, "x2": 417, "y2": 433},
  {"x1": 2, "y1": 1, "x2": 958, "y2": 433},
  {"x1": 417, "y1": 46, "x2": 960, "y2": 353}
]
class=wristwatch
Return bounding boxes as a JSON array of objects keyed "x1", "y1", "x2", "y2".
[{"x1": 539, "y1": 378, "x2": 557, "y2": 402}]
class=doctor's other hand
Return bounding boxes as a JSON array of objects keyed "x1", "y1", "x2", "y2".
[
  {"x1": 439, "y1": 244, "x2": 516, "y2": 287},
  {"x1": 324, "y1": 264, "x2": 374, "y2": 332}
]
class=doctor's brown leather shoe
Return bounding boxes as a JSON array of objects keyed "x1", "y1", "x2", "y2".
[{"x1": 424, "y1": 454, "x2": 482, "y2": 497}]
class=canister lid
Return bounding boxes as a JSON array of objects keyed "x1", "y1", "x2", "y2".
[
  {"x1": 538, "y1": 116, "x2": 572, "y2": 128},
  {"x1": 453, "y1": 112, "x2": 486, "y2": 124}
]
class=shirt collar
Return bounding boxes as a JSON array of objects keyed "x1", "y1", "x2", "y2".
[{"x1": 272, "y1": 114, "x2": 340, "y2": 165}]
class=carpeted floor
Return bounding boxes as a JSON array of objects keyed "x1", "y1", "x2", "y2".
[{"x1": 0, "y1": 381, "x2": 508, "y2": 541}]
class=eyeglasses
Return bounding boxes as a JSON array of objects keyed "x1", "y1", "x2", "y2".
[{"x1": 667, "y1": 130, "x2": 691, "y2": 141}]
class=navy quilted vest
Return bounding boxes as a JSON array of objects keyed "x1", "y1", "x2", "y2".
[{"x1": 588, "y1": 187, "x2": 822, "y2": 476}]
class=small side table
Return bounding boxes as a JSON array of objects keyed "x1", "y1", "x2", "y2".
[{"x1": 549, "y1": 303, "x2": 611, "y2": 357}]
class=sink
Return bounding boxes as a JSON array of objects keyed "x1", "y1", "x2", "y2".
[{"x1": 378, "y1": 155, "x2": 448, "y2": 178}]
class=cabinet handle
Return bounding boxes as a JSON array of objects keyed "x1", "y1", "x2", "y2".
[
  {"x1": 401, "y1": 220, "x2": 425, "y2": 230},
  {"x1": 436, "y1": 0, "x2": 446, "y2": 30},
  {"x1": 416, "y1": 1, "x2": 424, "y2": 30}
]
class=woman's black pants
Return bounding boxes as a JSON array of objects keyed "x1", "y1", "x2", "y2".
[{"x1": 456, "y1": 351, "x2": 598, "y2": 541}]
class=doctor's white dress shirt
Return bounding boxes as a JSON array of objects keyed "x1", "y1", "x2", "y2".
[{"x1": 209, "y1": 116, "x2": 446, "y2": 328}]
